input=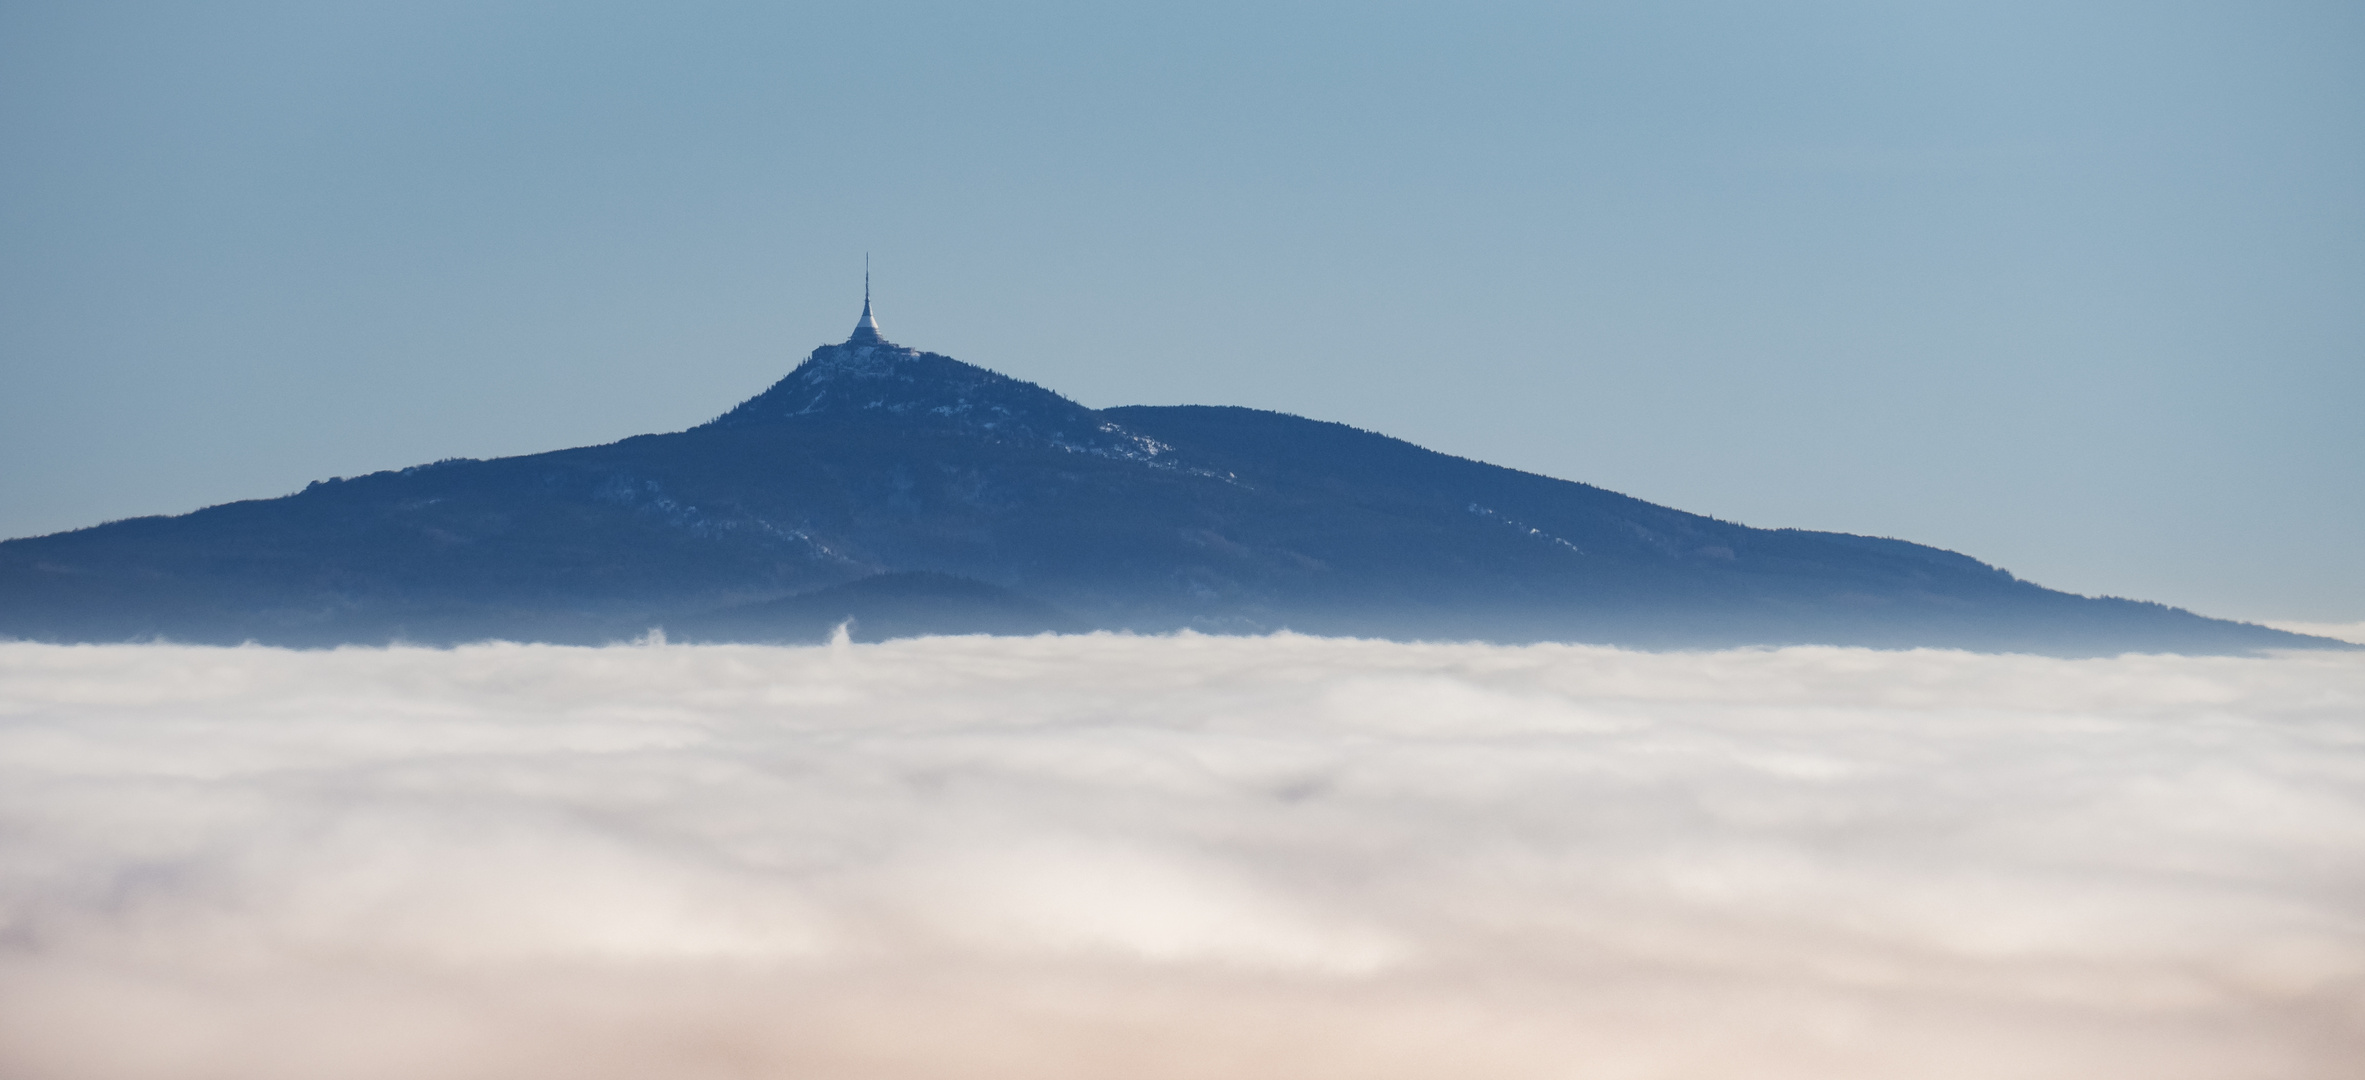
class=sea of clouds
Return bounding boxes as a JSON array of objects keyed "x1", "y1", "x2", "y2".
[{"x1": 1, "y1": 632, "x2": 2360, "y2": 1079}]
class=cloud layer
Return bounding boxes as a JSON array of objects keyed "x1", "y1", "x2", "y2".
[{"x1": 2, "y1": 634, "x2": 2361, "y2": 1079}]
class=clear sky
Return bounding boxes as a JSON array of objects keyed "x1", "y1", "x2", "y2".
[{"x1": 2, "y1": 1, "x2": 2359, "y2": 622}]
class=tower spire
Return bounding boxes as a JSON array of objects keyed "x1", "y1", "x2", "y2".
[{"x1": 848, "y1": 254, "x2": 883, "y2": 345}]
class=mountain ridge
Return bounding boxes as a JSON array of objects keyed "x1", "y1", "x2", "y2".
[{"x1": 0, "y1": 316, "x2": 2344, "y2": 655}]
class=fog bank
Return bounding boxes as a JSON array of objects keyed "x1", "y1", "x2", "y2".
[{"x1": 2, "y1": 635, "x2": 2361, "y2": 1079}]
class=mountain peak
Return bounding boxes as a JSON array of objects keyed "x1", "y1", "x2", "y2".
[{"x1": 702, "y1": 323, "x2": 1166, "y2": 461}]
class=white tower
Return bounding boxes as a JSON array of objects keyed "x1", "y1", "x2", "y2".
[{"x1": 848, "y1": 259, "x2": 883, "y2": 345}]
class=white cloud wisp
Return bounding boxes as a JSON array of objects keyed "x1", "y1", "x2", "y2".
[{"x1": 1, "y1": 634, "x2": 2361, "y2": 1078}]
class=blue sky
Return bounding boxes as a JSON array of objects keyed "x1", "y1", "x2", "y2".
[{"x1": 3, "y1": 1, "x2": 2359, "y2": 620}]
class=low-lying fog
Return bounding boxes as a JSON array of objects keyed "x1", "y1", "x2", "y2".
[{"x1": 2, "y1": 634, "x2": 2359, "y2": 1079}]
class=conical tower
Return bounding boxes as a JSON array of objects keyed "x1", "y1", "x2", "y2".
[{"x1": 847, "y1": 261, "x2": 884, "y2": 345}]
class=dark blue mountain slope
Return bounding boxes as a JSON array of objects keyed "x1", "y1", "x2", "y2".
[
  {"x1": 665, "y1": 571, "x2": 1089, "y2": 644},
  {"x1": 0, "y1": 321, "x2": 2341, "y2": 654}
]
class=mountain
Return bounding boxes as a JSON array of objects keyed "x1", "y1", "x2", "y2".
[{"x1": 0, "y1": 303, "x2": 2343, "y2": 655}]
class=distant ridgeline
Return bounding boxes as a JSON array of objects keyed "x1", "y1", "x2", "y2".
[{"x1": 0, "y1": 295, "x2": 2345, "y2": 655}]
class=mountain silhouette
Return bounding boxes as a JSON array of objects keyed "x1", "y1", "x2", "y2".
[{"x1": 0, "y1": 303, "x2": 2343, "y2": 655}]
